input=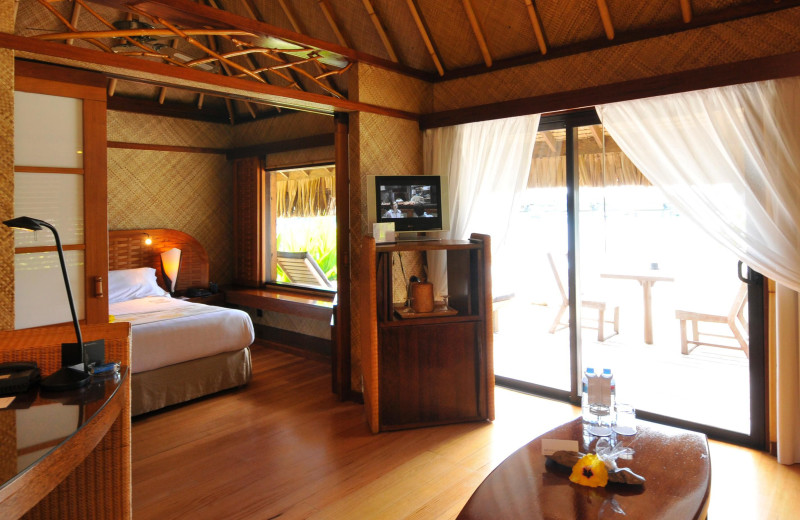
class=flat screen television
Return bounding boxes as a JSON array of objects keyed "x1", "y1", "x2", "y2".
[{"x1": 367, "y1": 175, "x2": 450, "y2": 236}]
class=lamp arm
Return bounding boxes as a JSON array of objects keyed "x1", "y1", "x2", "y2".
[{"x1": 38, "y1": 220, "x2": 83, "y2": 348}]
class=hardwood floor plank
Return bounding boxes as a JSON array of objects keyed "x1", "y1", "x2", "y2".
[{"x1": 133, "y1": 344, "x2": 800, "y2": 519}]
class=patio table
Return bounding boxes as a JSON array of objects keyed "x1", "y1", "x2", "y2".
[{"x1": 600, "y1": 269, "x2": 674, "y2": 344}]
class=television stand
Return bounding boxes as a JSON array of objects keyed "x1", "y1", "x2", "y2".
[{"x1": 394, "y1": 233, "x2": 441, "y2": 242}]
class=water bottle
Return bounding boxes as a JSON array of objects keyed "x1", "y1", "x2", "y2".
[{"x1": 581, "y1": 368, "x2": 596, "y2": 425}]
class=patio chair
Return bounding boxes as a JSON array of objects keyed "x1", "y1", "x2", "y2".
[
  {"x1": 546, "y1": 252, "x2": 620, "y2": 342},
  {"x1": 675, "y1": 282, "x2": 748, "y2": 358},
  {"x1": 277, "y1": 251, "x2": 333, "y2": 289}
]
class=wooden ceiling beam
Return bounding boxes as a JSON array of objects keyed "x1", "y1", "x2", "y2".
[
  {"x1": 589, "y1": 125, "x2": 603, "y2": 148},
  {"x1": 237, "y1": 0, "x2": 341, "y2": 98},
  {"x1": 3, "y1": 34, "x2": 419, "y2": 119},
  {"x1": 523, "y1": 0, "x2": 547, "y2": 55},
  {"x1": 66, "y1": 2, "x2": 82, "y2": 46},
  {"x1": 405, "y1": 0, "x2": 445, "y2": 76},
  {"x1": 361, "y1": 0, "x2": 399, "y2": 62},
  {"x1": 543, "y1": 131, "x2": 557, "y2": 153},
  {"x1": 596, "y1": 0, "x2": 615, "y2": 40},
  {"x1": 206, "y1": 28, "x2": 258, "y2": 120},
  {"x1": 461, "y1": 0, "x2": 492, "y2": 67},
  {"x1": 317, "y1": 0, "x2": 350, "y2": 48},
  {"x1": 680, "y1": 0, "x2": 693, "y2": 23}
]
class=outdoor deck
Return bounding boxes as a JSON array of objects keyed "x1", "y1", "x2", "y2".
[{"x1": 493, "y1": 286, "x2": 750, "y2": 434}]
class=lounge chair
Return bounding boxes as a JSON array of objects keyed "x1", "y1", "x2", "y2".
[
  {"x1": 277, "y1": 251, "x2": 333, "y2": 289},
  {"x1": 675, "y1": 282, "x2": 748, "y2": 358},
  {"x1": 547, "y1": 252, "x2": 620, "y2": 342}
]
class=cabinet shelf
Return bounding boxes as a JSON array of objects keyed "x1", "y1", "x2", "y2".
[{"x1": 361, "y1": 234, "x2": 495, "y2": 433}]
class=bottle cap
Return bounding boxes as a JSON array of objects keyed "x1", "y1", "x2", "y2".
[{"x1": 603, "y1": 368, "x2": 612, "y2": 374}]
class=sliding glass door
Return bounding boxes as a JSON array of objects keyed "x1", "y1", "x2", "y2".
[{"x1": 494, "y1": 109, "x2": 766, "y2": 447}]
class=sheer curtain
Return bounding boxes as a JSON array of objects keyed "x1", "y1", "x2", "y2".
[
  {"x1": 423, "y1": 114, "x2": 540, "y2": 298},
  {"x1": 598, "y1": 76, "x2": 800, "y2": 464}
]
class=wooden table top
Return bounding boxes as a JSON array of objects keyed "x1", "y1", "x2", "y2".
[{"x1": 457, "y1": 418, "x2": 710, "y2": 520}]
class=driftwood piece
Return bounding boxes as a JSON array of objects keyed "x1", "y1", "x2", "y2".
[{"x1": 547, "y1": 450, "x2": 646, "y2": 485}]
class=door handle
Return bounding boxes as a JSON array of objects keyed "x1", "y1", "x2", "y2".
[
  {"x1": 95, "y1": 276, "x2": 104, "y2": 298},
  {"x1": 737, "y1": 260, "x2": 750, "y2": 284}
]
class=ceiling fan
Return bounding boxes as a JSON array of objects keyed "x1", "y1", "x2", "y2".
[{"x1": 110, "y1": 19, "x2": 219, "y2": 73}]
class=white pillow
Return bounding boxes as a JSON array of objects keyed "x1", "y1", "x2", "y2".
[{"x1": 108, "y1": 267, "x2": 169, "y2": 303}]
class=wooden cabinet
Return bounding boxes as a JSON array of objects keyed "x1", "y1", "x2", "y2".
[{"x1": 361, "y1": 234, "x2": 494, "y2": 433}]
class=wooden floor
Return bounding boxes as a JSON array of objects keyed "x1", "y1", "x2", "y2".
[{"x1": 132, "y1": 343, "x2": 800, "y2": 519}]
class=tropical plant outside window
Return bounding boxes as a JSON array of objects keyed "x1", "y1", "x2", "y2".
[{"x1": 273, "y1": 165, "x2": 337, "y2": 288}]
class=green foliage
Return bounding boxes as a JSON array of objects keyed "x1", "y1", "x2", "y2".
[{"x1": 276, "y1": 216, "x2": 338, "y2": 283}]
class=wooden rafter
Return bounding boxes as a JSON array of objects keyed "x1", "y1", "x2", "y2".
[
  {"x1": 461, "y1": 0, "x2": 491, "y2": 67},
  {"x1": 361, "y1": 0, "x2": 398, "y2": 62},
  {"x1": 66, "y1": 1, "x2": 82, "y2": 46},
  {"x1": 206, "y1": 30, "x2": 257, "y2": 120},
  {"x1": 405, "y1": 0, "x2": 445, "y2": 76},
  {"x1": 589, "y1": 125, "x2": 603, "y2": 148},
  {"x1": 317, "y1": 0, "x2": 349, "y2": 48},
  {"x1": 240, "y1": 0, "x2": 343, "y2": 98},
  {"x1": 680, "y1": 0, "x2": 693, "y2": 23},
  {"x1": 543, "y1": 131, "x2": 557, "y2": 153},
  {"x1": 596, "y1": 0, "x2": 615, "y2": 40},
  {"x1": 35, "y1": 0, "x2": 112, "y2": 52},
  {"x1": 523, "y1": 0, "x2": 547, "y2": 55}
]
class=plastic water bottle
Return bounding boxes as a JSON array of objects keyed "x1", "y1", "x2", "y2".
[{"x1": 581, "y1": 368, "x2": 596, "y2": 425}]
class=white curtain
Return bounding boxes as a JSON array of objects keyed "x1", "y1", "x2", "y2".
[
  {"x1": 423, "y1": 114, "x2": 540, "y2": 298},
  {"x1": 598, "y1": 76, "x2": 800, "y2": 464}
]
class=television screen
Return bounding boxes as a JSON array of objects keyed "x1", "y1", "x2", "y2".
[{"x1": 369, "y1": 175, "x2": 448, "y2": 233}]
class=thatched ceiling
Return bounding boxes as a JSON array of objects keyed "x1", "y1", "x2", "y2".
[{"x1": 12, "y1": 0, "x2": 800, "y2": 123}]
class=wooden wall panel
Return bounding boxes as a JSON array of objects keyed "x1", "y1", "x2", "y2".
[{"x1": 232, "y1": 157, "x2": 265, "y2": 287}]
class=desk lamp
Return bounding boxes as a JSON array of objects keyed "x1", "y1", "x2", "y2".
[{"x1": 3, "y1": 216, "x2": 91, "y2": 390}]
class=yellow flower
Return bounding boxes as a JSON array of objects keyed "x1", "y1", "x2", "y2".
[
  {"x1": 109, "y1": 315, "x2": 116, "y2": 323},
  {"x1": 569, "y1": 453, "x2": 609, "y2": 488}
]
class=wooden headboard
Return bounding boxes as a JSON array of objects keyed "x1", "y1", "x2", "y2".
[{"x1": 108, "y1": 229, "x2": 209, "y2": 292}]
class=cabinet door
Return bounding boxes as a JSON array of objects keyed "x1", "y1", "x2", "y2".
[{"x1": 379, "y1": 322, "x2": 485, "y2": 428}]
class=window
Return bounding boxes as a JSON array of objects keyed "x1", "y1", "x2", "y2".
[{"x1": 270, "y1": 165, "x2": 337, "y2": 290}]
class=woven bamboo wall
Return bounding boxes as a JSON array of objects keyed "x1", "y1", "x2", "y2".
[
  {"x1": 434, "y1": 8, "x2": 800, "y2": 112},
  {"x1": 233, "y1": 111, "x2": 335, "y2": 148},
  {"x1": 357, "y1": 64, "x2": 432, "y2": 114},
  {"x1": 107, "y1": 111, "x2": 235, "y2": 286},
  {"x1": 348, "y1": 63, "x2": 424, "y2": 389},
  {"x1": 0, "y1": 1, "x2": 15, "y2": 331}
]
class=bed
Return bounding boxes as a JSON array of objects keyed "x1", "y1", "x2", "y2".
[{"x1": 108, "y1": 228, "x2": 254, "y2": 416}]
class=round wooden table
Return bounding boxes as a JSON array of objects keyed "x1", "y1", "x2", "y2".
[{"x1": 457, "y1": 418, "x2": 710, "y2": 520}]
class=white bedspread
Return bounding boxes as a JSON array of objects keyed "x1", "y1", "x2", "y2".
[{"x1": 111, "y1": 296, "x2": 255, "y2": 374}]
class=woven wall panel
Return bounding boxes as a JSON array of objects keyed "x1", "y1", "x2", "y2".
[
  {"x1": 348, "y1": 111, "x2": 423, "y2": 390},
  {"x1": 107, "y1": 148, "x2": 234, "y2": 286},
  {"x1": 233, "y1": 111, "x2": 335, "y2": 148},
  {"x1": 107, "y1": 111, "x2": 233, "y2": 148},
  {"x1": 0, "y1": 42, "x2": 12, "y2": 330},
  {"x1": 433, "y1": 8, "x2": 800, "y2": 112},
  {"x1": 358, "y1": 64, "x2": 432, "y2": 114}
]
